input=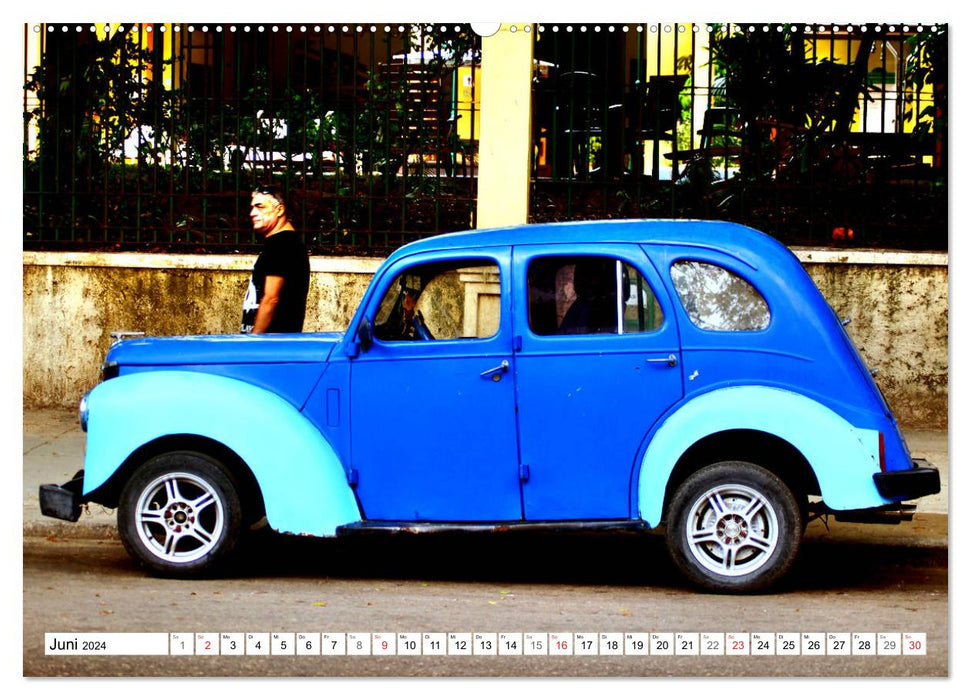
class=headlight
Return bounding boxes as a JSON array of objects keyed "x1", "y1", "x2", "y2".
[{"x1": 78, "y1": 392, "x2": 90, "y2": 433}]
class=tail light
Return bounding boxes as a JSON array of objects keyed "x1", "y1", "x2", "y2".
[{"x1": 878, "y1": 432, "x2": 886, "y2": 472}]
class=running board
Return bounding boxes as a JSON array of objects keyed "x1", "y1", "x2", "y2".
[{"x1": 336, "y1": 520, "x2": 651, "y2": 536}]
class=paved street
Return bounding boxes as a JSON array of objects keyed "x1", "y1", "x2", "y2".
[{"x1": 23, "y1": 518, "x2": 948, "y2": 677}]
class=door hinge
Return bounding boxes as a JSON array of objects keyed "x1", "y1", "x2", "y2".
[
  {"x1": 347, "y1": 469, "x2": 359, "y2": 486},
  {"x1": 519, "y1": 464, "x2": 530, "y2": 482}
]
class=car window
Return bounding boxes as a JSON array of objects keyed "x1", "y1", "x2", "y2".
[
  {"x1": 623, "y1": 263, "x2": 665, "y2": 334},
  {"x1": 373, "y1": 259, "x2": 500, "y2": 341},
  {"x1": 670, "y1": 260, "x2": 770, "y2": 331},
  {"x1": 527, "y1": 256, "x2": 663, "y2": 336}
]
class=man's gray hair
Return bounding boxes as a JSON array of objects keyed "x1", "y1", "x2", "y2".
[{"x1": 252, "y1": 185, "x2": 288, "y2": 213}]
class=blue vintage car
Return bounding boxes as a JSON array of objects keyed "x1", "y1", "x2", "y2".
[{"x1": 40, "y1": 220, "x2": 940, "y2": 592}]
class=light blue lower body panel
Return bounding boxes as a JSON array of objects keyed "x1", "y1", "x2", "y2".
[
  {"x1": 636, "y1": 386, "x2": 890, "y2": 526},
  {"x1": 83, "y1": 371, "x2": 361, "y2": 537}
]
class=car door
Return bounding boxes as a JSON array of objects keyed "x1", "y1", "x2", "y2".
[
  {"x1": 513, "y1": 244, "x2": 684, "y2": 520},
  {"x1": 348, "y1": 247, "x2": 522, "y2": 521}
]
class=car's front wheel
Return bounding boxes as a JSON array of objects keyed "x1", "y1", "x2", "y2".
[
  {"x1": 665, "y1": 461, "x2": 802, "y2": 593},
  {"x1": 118, "y1": 452, "x2": 243, "y2": 577}
]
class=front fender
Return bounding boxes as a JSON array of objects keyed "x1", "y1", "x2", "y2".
[
  {"x1": 636, "y1": 386, "x2": 890, "y2": 526},
  {"x1": 84, "y1": 371, "x2": 361, "y2": 536}
]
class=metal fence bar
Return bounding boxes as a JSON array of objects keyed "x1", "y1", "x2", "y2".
[
  {"x1": 526, "y1": 22, "x2": 945, "y2": 250},
  {"x1": 22, "y1": 22, "x2": 944, "y2": 254}
]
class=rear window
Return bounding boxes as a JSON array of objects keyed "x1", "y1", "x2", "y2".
[{"x1": 670, "y1": 260, "x2": 770, "y2": 331}]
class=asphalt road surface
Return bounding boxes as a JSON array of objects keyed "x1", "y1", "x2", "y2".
[{"x1": 23, "y1": 515, "x2": 947, "y2": 678}]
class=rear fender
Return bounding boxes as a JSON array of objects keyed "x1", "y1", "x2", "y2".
[
  {"x1": 636, "y1": 386, "x2": 889, "y2": 526},
  {"x1": 83, "y1": 371, "x2": 361, "y2": 536}
]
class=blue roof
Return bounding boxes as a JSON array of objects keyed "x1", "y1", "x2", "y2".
[{"x1": 387, "y1": 219, "x2": 786, "y2": 266}]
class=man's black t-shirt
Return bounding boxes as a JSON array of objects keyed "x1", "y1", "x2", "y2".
[{"x1": 241, "y1": 229, "x2": 310, "y2": 333}]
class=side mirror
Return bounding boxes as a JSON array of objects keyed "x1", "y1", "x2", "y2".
[{"x1": 357, "y1": 317, "x2": 373, "y2": 353}]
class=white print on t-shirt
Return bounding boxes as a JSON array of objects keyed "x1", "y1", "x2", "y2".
[{"x1": 241, "y1": 277, "x2": 259, "y2": 333}]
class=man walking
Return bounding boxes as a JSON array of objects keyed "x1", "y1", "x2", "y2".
[{"x1": 241, "y1": 185, "x2": 310, "y2": 334}]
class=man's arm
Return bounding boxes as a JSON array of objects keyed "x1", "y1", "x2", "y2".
[{"x1": 251, "y1": 275, "x2": 285, "y2": 333}]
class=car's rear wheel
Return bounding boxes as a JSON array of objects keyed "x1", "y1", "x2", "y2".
[
  {"x1": 118, "y1": 452, "x2": 242, "y2": 577},
  {"x1": 665, "y1": 461, "x2": 802, "y2": 593}
]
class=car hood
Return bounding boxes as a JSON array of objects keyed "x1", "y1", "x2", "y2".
[{"x1": 105, "y1": 332, "x2": 345, "y2": 367}]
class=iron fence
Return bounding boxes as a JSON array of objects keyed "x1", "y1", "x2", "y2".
[
  {"x1": 23, "y1": 23, "x2": 481, "y2": 255},
  {"x1": 529, "y1": 23, "x2": 946, "y2": 250},
  {"x1": 23, "y1": 22, "x2": 946, "y2": 254}
]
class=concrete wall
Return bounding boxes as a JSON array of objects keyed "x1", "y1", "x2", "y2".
[
  {"x1": 797, "y1": 249, "x2": 949, "y2": 430},
  {"x1": 22, "y1": 252, "x2": 379, "y2": 409},
  {"x1": 22, "y1": 249, "x2": 948, "y2": 428}
]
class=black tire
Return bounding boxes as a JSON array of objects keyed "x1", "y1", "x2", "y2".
[
  {"x1": 665, "y1": 461, "x2": 803, "y2": 593},
  {"x1": 118, "y1": 452, "x2": 243, "y2": 577}
]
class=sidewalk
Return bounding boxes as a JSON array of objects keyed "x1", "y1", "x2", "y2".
[
  {"x1": 24, "y1": 408, "x2": 118, "y2": 539},
  {"x1": 22, "y1": 407, "x2": 949, "y2": 539}
]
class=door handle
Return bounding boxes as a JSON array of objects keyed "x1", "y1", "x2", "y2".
[
  {"x1": 646, "y1": 354, "x2": 678, "y2": 368},
  {"x1": 479, "y1": 360, "x2": 510, "y2": 380}
]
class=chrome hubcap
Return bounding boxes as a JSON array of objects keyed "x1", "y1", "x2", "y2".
[
  {"x1": 685, "y1": 483, "x2": 779, "y2": 577},
  {"x1": 134, "y1": 472, "x2": 224, "y2": 564}
]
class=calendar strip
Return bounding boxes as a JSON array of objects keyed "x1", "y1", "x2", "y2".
[{"x1": 45, "y1": 632, "x2": 927, "y2": 656}]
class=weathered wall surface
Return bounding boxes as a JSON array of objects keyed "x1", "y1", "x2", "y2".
[
  {"x1": 798, "y1": 249, "x2": 948, "y2": 430},
  {"x1": 23, "y1": 252, "x2": 379, "y2": 408},
  {"x1": 23, "y1": 249, "x2": 947, "y2": 428}
]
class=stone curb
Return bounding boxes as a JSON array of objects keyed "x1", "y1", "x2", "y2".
[{"x1": 24, "y1": 522, "x2": 119, "y2": 541}]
